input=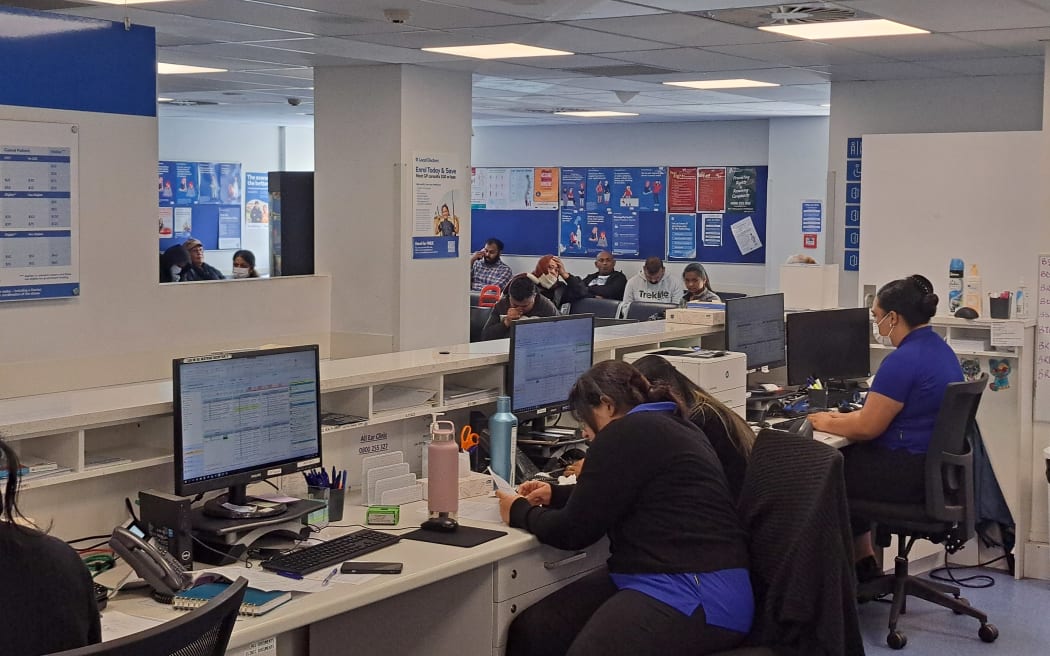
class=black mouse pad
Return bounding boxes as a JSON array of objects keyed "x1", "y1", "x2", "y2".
[{"x1": 402, "y1": 525, "x2": 507, "y2": 548}]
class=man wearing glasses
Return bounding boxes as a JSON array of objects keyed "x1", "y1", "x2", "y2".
[{"x1": 181, "y1": 238, "x2": 225, "y2": 281}]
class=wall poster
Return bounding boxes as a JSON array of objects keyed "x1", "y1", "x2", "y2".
[
  {"x1": 411, "y1": 152, "x2": 461, "y2": 259},
  {"x1": 0, "y1": 120, "x2": 79, "y2": 301},
  {"x1": 667, "y1": 167, "x2": 697, "y2": 213}
]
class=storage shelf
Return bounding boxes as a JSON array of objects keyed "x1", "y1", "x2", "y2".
[{"x1": 20, "y1": 453, "x2": 172, "y2": 490}]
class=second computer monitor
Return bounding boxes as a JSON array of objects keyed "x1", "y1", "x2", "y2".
[
  {"x1": 786, "y1": 308, "x2": 871, "y2": 386},
  {"x1": 724, "y1": 293, "x2": 786, "y2": 370},
  {"x1": 509, "y1": 314, "x2": 595, "y2": 422}
]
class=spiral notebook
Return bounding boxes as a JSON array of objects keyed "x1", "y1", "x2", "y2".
[{"x1": 172, "y1": 583, "x2": 291, "y2": 616}]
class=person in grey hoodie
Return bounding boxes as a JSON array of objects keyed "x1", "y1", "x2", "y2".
[{"x1": 622, "y1": 257, "x2": 684, "y2": 304}]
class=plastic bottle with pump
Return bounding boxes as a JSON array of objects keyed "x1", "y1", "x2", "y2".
[
  {"x1": 948, "y1": 258, "x2": 964, "y2": 314},
  {"x1": 1016, "y1": 279, "x2": 1029, "y2": 319},
  {"x1": 963, "y1": 264, "x2": 982, "y2": 315},
  {"x1": 489, "y1": 396, "x2": 518, "y2": 486},
  {"x1": 422, "y1": 418, "x2": 458, "y2": 531}
]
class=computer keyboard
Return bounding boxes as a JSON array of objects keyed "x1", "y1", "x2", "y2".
[{"x1": 261, "y1": 529, "x2": 400, "y2": 576}]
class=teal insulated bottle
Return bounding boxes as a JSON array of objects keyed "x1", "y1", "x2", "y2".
[{"x1": 490, "y1": 396, "x2": 518, "y2": 485}]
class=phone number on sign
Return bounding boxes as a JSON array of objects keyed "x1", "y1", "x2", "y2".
[{"x1": 359, "y1": 443, "x2": 389, "y2": 455}]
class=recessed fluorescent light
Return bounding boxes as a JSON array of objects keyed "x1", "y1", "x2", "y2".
[
  {"x1": 157, "y1": 63, "x2": 227, "y2": 75},
  {"x1": 555, "y1": 111, "x2": 638, "y2": 118},
  {"x1": 157, "y1": 97, "x2": 173, "y2": 103},
  {"x1": 758, "y1": 19, "x2": 928, "y2": 40},
  {"x1": 421, "y1": 43, "x2": 572, "y2": 60},
  {"x1": 663, "y1": 79, "x2": 779, "y2": 90},
  {"x1": 820, "y1": 103, "x2": 831, "y2": 107}
]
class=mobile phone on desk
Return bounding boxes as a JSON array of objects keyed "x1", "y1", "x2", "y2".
[{"x1": 341, "y1": 561, "x2": 403, "y2": 575}]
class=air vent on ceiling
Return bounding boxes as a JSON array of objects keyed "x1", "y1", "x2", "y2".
[
  {"x1": 564, "y1": 64, "x2": 676, "y2": 77},
  {"x1": 698, "y1": 3, "x2": 859, "y2": 29}
]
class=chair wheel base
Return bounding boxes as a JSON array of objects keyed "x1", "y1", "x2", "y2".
[
  {"x1": 887, "y1": 630, "x2": 907, "y2": 650},
  {"x1": 952, "y1": 597, "x2": 969, "y2": 615},
  {"x1": 979, "y1": 624, "x2": 999, "y2": 643}
]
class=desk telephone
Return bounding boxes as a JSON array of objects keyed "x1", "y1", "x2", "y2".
[{"x1": 108, "y1": 526, "x2": 192, "y2": 602}]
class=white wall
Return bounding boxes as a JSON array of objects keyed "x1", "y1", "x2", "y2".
[
  {"x1": 159, "y1": 118, "x2": 283, "y2": 276},
  {"x1": 0, "y1": 105, "x2": 331, "y2": 398},
  {"x1": 472, "y1": 119, "x2": 818, "y2": 296},
  {"x1": 282, "y1": 125, "x2": 315, "y2": 171},
  {"x1": 828, "y1": 74, "x2": 1044, "y2": 306}
]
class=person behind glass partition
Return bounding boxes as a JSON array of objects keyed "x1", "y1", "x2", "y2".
[
  {"x1": 232, "y1": 249, "x2": 260, "y2": 279},
  {"x1": 160, "y1": 244, "x2": 191, "y2": 283},
  {"x1": 181, "y1": 237, "x2": 225, "y2": 281}
]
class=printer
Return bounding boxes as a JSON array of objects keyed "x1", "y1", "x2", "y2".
[{"x1": 622, "y1": 348, "x2": 747, "y2": 418}]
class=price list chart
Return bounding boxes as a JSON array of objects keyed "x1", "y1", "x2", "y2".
[{"x1": 0, "y1": 121, "x2": 79, "y2": 301}]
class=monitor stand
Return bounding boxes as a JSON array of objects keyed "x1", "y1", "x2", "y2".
[
  {"x1": 190, "y1": 497, "x2": 325, "y2": 566},
  {"x1": 202, "y1": 484, "x2": 287, "y2": 520}
]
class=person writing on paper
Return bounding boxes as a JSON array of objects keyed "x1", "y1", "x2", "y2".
[
  {"x1": 809, "y1": 274, "x2": 962, "y2": 582},
  {"x1": 622, "y1": 256, "x2": 684, "y2": 304},
  {"x1": 497, "y1": 361, "x2": 752, "y2": 656},
  {"x1": 528, "y1": 255, "x2": 587, "y2": 310},
  {"x1": 480, "y1": 277, "x2": 559, "y2": 341},
  {"x1": 582, "y1": 251, "x2": 627, "y2": 300},
  {"x1": 681, "y1": 262, "x2": 721, "y2": 305},
  {"x1": 0, "y1": 438, "x2": 102, "y2": 655}
]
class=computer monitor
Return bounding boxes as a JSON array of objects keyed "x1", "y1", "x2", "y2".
[
  {"x1": 724, "y1": 293, "x2": 786, "y2": 371},
  {"x1": 173, "y1": 345, "x2": 323, "y2": 519},
  {"x1": 509, "y1": 314, "x2": 595, "y2": 431},
  {"x1": 786, "y1": 308, "x2": 871, "y2": 386}
]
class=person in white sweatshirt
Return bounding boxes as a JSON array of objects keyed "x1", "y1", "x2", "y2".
[{"x1": 622, "y1": 257, "x2": 684, "y2": 304}]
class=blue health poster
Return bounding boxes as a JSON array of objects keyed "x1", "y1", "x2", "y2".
[
  {"x1": 217, "y1": 163, "x2": 242, "y2": 205},
  {"x1": 560, "y1": 168, "x2": 587, "y2": 210},
  {"x1": 218, "y1": 205, "x2": 241, "y2": 250},
  {"x1": 802, "y1": 201, "x2": 822, "y2": 233},
  {"x1": 610, "y1": 168, "x2": 639, "y2": 212},
  {"x1": 197, "y1": 163, "x2": 221, "y2": 203},
  {"x1": 668, "y1": 214, "x2": 697, "y2": 259},
  {"x1": 173, "y1": 161, "x2": 198, "y2": 206},
  {"x1": 586, "y1": 168, "x2": 612, "y2": 212},
  {"x1": 610, "y1": 209, "x2": 639, "y2": 257},
  {"x1": 244, "y1": 171, "x2": 269, "y2": 225},
  {"x1": 413, "y1": 236, "x2": 459, "y2": 259},
  {"x1": 559, "y1": 207, "x2": 588, "y2": 255},
  {"x1": 637, "y1": 167, "x2": 666, "y2": 212},
  {"x1": 158, "y1": 161, "x2": 176, "y2": 205}
]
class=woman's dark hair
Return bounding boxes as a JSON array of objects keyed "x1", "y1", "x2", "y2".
[
  {"x1": 568, "y1": 360, "x2": 688, "y2": 432},
  {"x1": 159, "y1": 244, "x2": 191, "y2": 283},
  {"x1": 0, "y1": 438, "x2": 31, "y2": 530},
  {"x1": 683, "y1": 262, "x2": 712, "y2": 288},
  {"x1": 233, "y1": 249, "x2": 256, "y2": 269},
  {"x1": 877, "y1": 274, "x2": 938, "y2": 326},
  {"x1": 632, "y1": 355, "x2": 754, "y2": 458}
]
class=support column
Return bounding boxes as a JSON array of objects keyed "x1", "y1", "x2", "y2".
[{"x1": 314, "y1": 65, "x2": 472, "y2": 355}]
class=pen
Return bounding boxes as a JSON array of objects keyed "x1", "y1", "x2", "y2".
[
  {"x1": 340, "y1": 469, "x2": 347, "y2": 490},
  {"x1": 274, "y1": 570, "x2": 303, "y2": 580},
  {"x1": 322, "y1": 567, "x2": 338, "y2": 587}
]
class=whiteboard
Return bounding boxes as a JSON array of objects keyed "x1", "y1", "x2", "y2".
[
  {"x1": 859, "y1": 132, "x2": 1040, "y2": 316},
  {"x1": 1036, "y1": 254, "x2": 1050, "y2": 422}
]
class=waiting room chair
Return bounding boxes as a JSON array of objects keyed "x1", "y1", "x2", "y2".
[
  {"x1": 469, "y1": 290, "x2": 481, "y2": 307},
  {"x1": 478, "y1": 284, "x2": 502, "y2": 308},
  {"x1": 49, "y1": 578, "x2": 248, "y2": 656},
  {"x1": 469, "y1": 306, "x2": 492, "y2": 342},
  {"x1": 722, "y1": 428, "x2": 864, "y2": 656},
  {"x1": 619, "y1": 300, "x2": 677, "y2": 321},
  {"x1": 718, "y1": 292, "x2": 747, "y2": 300},
  {"x1": 852, "y1": 374, "x2": 997, "y2": 650},
  {"x1": 569, "y1": 297, "x2": 621, "y2": 318}
]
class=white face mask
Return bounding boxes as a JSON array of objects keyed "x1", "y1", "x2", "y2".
[
  {"x1": 232, "y1": 267, "x2": 250, "y2": 279},
  {"x1": 169, "y1": 265, "x2": 183, "y2": 281},
  {"x1": 872, "y1": 313, "x2": 894, "y2": 347},
  {"x1": 537, "y1": 272, "x2": 559, "y2": 289}
]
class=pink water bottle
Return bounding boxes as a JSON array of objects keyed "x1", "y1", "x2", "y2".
[{"x1": 423, "y1": 419, "x2": 459, "y2": 531}]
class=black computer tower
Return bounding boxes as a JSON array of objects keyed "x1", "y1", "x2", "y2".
[{"x1": 268, "y1": 171, "x2": 314, "y2": 276}]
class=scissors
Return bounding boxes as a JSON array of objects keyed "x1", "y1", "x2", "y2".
[{"x1": 459, "y1": 425, "x2": 479, "y2": 452}]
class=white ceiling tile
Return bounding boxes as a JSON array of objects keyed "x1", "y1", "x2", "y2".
[
  {"x1": 600, "y1": 47, "x2": 772, "y2": 72},
  {"x1": 839, "y1": 0, "x2": 1050, "y2": 32},
  {"x1": 565, "y1": 13, "x2": 794, "y2": 47},
  {"x1": 951, "y1": 27, "x2": 1050, "y2": 56},
  {"x1": 278, "y1": 0, "x2": 536, "y2": 30},
  {"x1": 133, "y1": 0, "x2": 387, "y2": 38},
  {"x1": 52, "y1": 6, "x2": 314, "y2": 41},
  {"x1": 432, "y1": 0, "x2": 666, "y2": 21},
  {"x1": 923, "y1": 55, "x2": 1044, "y2": 76},
  {"x1": 827, "y1": 61, "x2": 958, "y2": 81},
  {"x1": 830, "y1": 33, "x2": 1013, "y2": 61},
  {"x1": 452, "y1": 23, "x2": 669, "y2": 54},
  {"x1": 707, "y1": 40, "x2": 894, "y2": 67},
  {"x1": 538, "y1": 77, "x2": 668, "y2": 91},
  {"x1": 631, "y1": 1, "x2": 778, "y2": 9}
]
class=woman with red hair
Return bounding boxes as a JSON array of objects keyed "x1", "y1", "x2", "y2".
[{"x1": 526, "y1": 254, "x2": 587, "y2": 311}]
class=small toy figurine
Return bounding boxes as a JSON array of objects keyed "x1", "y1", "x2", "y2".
[
  {"x1": 988, "y1": 359, "x2": 1011, "y2": 391},
  {"x1": 960, "y1": 358, "x2": 982, "y2": 382}
]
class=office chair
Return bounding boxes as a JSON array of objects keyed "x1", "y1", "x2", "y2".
[
  {"x1": 717, "y1": 292, "x2": 747, "y2": 300},
  {"x1": 49, "y1": 577, "x2": 248, "y2": 656},
  {"x1": 720, "y1": 428, "x2": 864, "y2": 655},
  {"x1": 620, "y1": 300, "x2": 677, "y2": 321},
  {"x1": 568, "y1": 296, "x2": 621, "y2": 318},
  {"x1": 478, "y1": 284, "x2": 502, "y2": 308},
  {"x1": 469, "y1": 306, "x2": 491, "y2": 342},
  {"x1": 852, "y1": 375, "x2": 997, "y2": 650}
]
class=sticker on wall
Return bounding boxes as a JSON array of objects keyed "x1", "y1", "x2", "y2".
[
  {"x1": 988, "y1": 359, "x2": 1011, "y2": 391},
  {"x1": 959, "y1": 358, "x2": 982, "y2": 382}
]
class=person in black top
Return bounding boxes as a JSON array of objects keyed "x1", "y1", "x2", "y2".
[
  {"x1": 581, "y1": 251, "x2": 627, "y2": 300},
  {"x1": 181, "y1": 237, "x2": 225, "y2": 281},
  {"x1": 497, "y1": 360, "x2": 752, "y2": 656},
  {"x1": 526, "y1": 255, "x2": 588, "y2": 309},
  {"x1": 0, "y1": 438, "x2": 101, "y2": 655},
  {"x1": 480, "y1": 276, "x2": 559, "y2": 341},
  {"x1": 633, "y1": 354, "x2": 753, "y2": 500}
]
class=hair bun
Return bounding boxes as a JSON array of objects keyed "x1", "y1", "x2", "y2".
[{"x1": 909, "y1": 274, "x2": 934, "y2": 296}]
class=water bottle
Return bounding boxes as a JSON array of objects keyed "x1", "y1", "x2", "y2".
[
  {"x1": 1016, "y1": 279, "x2": 1029, "y2": 319},
  {"x1": 427, "y1": 419, "x2": 459, "y2": 522},
  {"x1": 948, "y1": 258, "x2": 964, "y2": 314},
  {"x1": 489, "y1": 396, "x2": 518, "y2": 485}
]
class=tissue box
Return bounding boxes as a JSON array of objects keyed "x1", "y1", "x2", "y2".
[
  {"x1": 420, "y1": 472, "x2": 492, "y2": 500},
  {"x1": 665, "y1": 308, "x2": 725, "y2": 326}
]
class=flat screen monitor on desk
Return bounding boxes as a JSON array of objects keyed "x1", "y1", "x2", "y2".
[
  {"x1": 786, "y1": 308, "x2": 870, "y2": 386},
  {"x1": 509, "y1": 314, "x2": 594, "y2": 432},
  {"x1": 725, "y1": 293, "x2": 786, "y2": 371},
  {"x1": 173, "y1": 345, "x2": 323, "y2": 520}
]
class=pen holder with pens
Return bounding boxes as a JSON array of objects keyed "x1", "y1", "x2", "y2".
[{"x1": 305, "y1": 486, "x2": 330, "y2": 528}]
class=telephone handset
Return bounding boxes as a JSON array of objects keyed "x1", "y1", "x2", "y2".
[{"x1": 109, "y1": 526, "x2": 192, "y2": 602}]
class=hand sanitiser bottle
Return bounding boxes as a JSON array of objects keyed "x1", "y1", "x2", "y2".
[
  {"x1": 963, "y1": 264, "x2": 983, "y2": 315},
  {"x1": 489, "y1": 396, "x2": 518, "y2": 486},
  {"x1": 948, "y1": 258, "x2": 964, "y2": 314},
  {"x1": 1016, "y1": 280, "x2": 1029, "y2": 319}
]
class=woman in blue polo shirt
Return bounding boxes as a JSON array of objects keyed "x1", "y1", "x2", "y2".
[
  {"x1": 811, "y1": 274, "x2": 962, "y2": 581},
  {"x1": 497, "y1": 360, "x2": 752, "y2": 656}
]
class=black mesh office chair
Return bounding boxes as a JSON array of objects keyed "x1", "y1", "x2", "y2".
[
  {"x1": 620, "y1": 301, "x2": 677, "y2": 321},
  {"x1": 717, "y1": 292, "x2": 747, "y2": 300},
  {"x1": 852, "y1": 375, "x2": 997, "y2": 650},
  {"x1": 50, "y1": 578, "x2": 248, "y2": 656},
  {"x1": 568, "y1": 297, "x2": 621, "y2": 318},
  {"x1": 469, "y1": 306, "x2": 491, "y2": 342}
]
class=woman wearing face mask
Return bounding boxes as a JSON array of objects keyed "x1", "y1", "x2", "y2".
[
  {"x1": 810, "y1": 274, "x2": 962, "y2": 582},
  {"x1": 526, "y1": 254, "x2": 586, "y2": 310},
  {"x1": 680, "y1": 262, "x2": 721, "y2": 305},
  {"x1": 160, "y1": 244, "x2": 190, "y2": 283},
  {"x1": 232, "y1": 250, "x2": 260, "y2": 279},
  {"x1": 496, "y1": 360, "x2": 752, "y2": 656}
]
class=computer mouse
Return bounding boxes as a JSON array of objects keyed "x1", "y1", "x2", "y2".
[
  {"x1": 954, "y1": 306, "x2": 979, "y2": 320},
  {"x1": 420, "y1": 516, "x2": 458, "y2": 532}
]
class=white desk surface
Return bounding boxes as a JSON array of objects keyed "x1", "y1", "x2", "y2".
[{"x1": 0, "y1": 321, "x2": 718, "y2": 438}]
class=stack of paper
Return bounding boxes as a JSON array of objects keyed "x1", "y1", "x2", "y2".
[
  {"x1": 442, "y1": 383, "x2": 499, "y2": 405},
  {"x1": 372, "y1": 385, "x2": 437, "y2": 413}
]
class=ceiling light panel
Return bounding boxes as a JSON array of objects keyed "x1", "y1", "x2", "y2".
[
  {"x1": 422, "y1": 43, "x2": 573, "y2": 59},
  {"x1": 158, "y1": 63, "x2": 228, "y2": 74},
  {"x1": 555, "y1": 110, "x2": 638, "y2": 117},
  {"x1": 758, "y1": 19, "x2": 929, "y2": 40},
  {"x1": 663, "y1": 79, "x2": 779, "y2": 89}
]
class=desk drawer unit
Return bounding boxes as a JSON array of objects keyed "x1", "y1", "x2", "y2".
[
  {"x1": 493, "y1": 571, "x2": 594, "y2": 652},
  {"x1": 494, "y1": 542, "x2": 609, "y2": 602}
]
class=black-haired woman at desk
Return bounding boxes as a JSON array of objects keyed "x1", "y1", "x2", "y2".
[
  {"x1": 809, "y1": 274, "x2": 963, "y2": 581},
  {"x1": 0, "y1": 438, "x2": 101, "y2": 655},
  {"x1": 496, "y1": 360, "x2": 752, "y2": 656}
]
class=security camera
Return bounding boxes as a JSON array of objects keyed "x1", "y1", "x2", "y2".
[
  {"x1": 287, "y1": 97, "x2": 302, "y2": 107},
  {"x1": 384, "y1": 8, "x2": 411, "y2": 24}
]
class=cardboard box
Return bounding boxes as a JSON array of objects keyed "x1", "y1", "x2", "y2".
[{"x1": 665, "y1": 308, "x2": 725, "y2": 326}]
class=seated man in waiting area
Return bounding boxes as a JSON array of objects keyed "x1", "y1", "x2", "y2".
[{"x1": 480, "y1": 276, "x2": 558, "y2": 341}]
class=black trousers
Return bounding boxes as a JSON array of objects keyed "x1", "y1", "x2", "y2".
[
  {"x1": 842, "y1": 441, "x2": 926, "y2": 536},
  {"x1": 505, "y1": 568, "x2": 746, "y2": 656}
]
